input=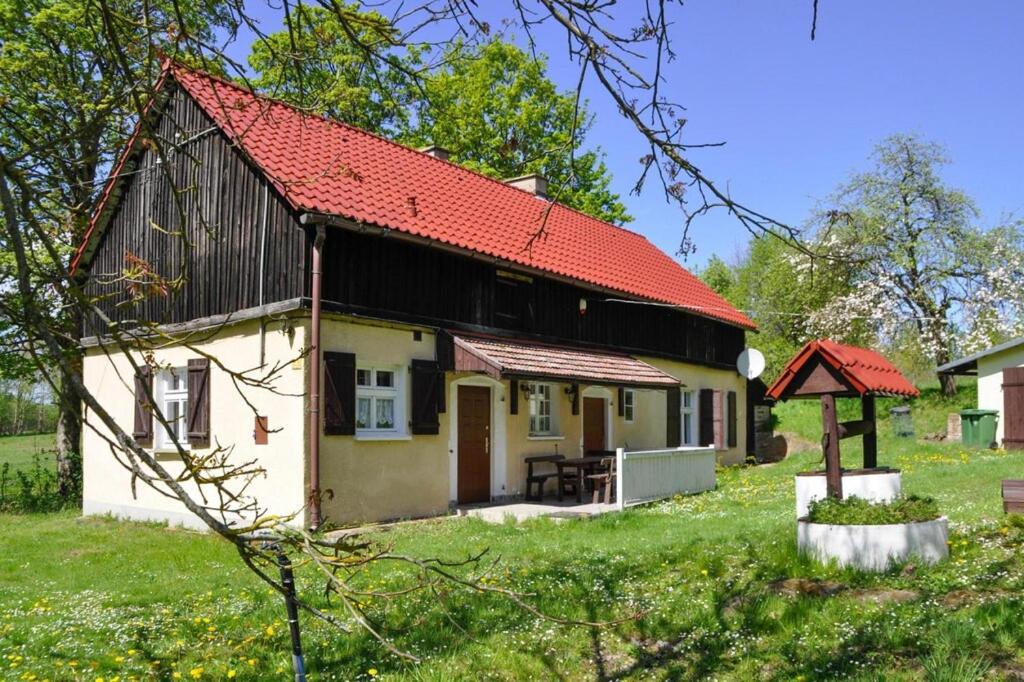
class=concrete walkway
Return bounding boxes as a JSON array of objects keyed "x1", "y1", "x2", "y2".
[{"x1": 457, "y1": 500, "x2": 617, "y2": 523}]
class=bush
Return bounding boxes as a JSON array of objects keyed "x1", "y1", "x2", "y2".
[
  {"x1": 807, "y1": 494, "x2": 940, "y2": 525},
  {"x1": 0, "y1": 453, "x2": 75, "y2": 513}
]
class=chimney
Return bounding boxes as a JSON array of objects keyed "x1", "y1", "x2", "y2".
[
  {"x1": 418, "y1": 145, "x2": 450, "y2": 161},
  {"x1": 504, "y1": 173, "x2": 548, "y2": 199}
]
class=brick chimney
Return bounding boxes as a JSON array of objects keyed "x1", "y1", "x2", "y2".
[
  {"x1": 418, "y1": 145, "x2": 450, "y2": 161},
  {"x1": 504, "y1": 173, "x2": 548, "y2": 199}
]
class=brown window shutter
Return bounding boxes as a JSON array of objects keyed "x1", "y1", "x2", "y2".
[
  {"x1": 666, "y1": 386, "x2": 681, "y2": 447},
  {"x1": 699, "y1": 388, "x2": 714, "y2": 446},
  {"x1": 617, "y1": 387, "x2": 625, "y2": 418},
  {"x1": 727, "y1": 390, "x2": 738, "y2": 448},
  {"x1": 133, "y1": 366, "x2": 153, "y2": 445},
  {"x1": 411, "y1": 359, "x2": 442, "y2": 435},
  {"x1": 509, "y1": 379, "x2": 518, "y2": 415},
  {"x1": 187, "y1": 358, "x2": 210, "y2": 446},
  {"x1": 713, "y1": 389, "x2": 724, "y2": 449},
  {"x1": 324, "y1": 351, "x2": 356, "y2": 435},
  {"x1": 571, "y1": 383, "x2": 580, "y2": 415}
]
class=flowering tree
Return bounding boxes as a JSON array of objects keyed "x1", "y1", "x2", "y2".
[{"x1": 800, "y1": 134, "x2": 1024, "y2": 395}]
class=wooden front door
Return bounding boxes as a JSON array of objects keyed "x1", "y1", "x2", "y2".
[
  {"x1": 457, "y1": 385, "x2": 491, "y2": 503},
  {"x1": 1003, "y1": 368, "x2": 1024, "y2": 449},
  {"x1": 583, "y1": 397, "x2": 607, "y2": 453}
]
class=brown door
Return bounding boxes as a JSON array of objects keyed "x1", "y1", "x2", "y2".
[
  {"x1": 457, "y1": 385, "x2": 491, "y2": 503},
  {"x1": 583, "y1": 397, "x2": 607, "y2": 453},
  {"x1": 1003, "y1": 368, "x2": 1024, "y2": 449}
]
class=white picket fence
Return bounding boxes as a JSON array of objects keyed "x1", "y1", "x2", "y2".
[{"x1": 615, "y1": 445, "x2": 717, "y2": 509}]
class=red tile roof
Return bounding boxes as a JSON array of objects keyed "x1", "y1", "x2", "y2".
[
  {"x1": 766, "y1": 339, "x2": 920, "y2": 400},
  {"x1": 453, "y1": 334, "x2": 680, "y2": 387},
  {"x1": 73, "y1": 62, "x2": 756, "y2": 330}
]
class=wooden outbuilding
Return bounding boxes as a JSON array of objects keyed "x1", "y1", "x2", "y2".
[{"x1": 766, "y1": 340, "x2": 919, "y2": 499}]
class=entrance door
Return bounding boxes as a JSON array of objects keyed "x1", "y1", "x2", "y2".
[
  {"x1": 583, "y1": 397, "x2": 607, "y2": 454},
  {"x1": 457, "y1": 385, "x2": 491, "y2": 503},
  {"x1": 1003, "y1": 368, "x2": 1024, "y2": 449}
]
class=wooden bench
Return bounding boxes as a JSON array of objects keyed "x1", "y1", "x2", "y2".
[
  {"x1": 525, "y1": 454, "x2": 564, "y2": 501},
  {"x1": 586, "y1": 456, "x2": 617, "y2": 505},
  {"x1": 1002, "y1": 479, "x2": 1024, "y2": 514}
]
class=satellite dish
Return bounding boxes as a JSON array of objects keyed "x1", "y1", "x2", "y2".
[{"x1": 737, "y1": 348, "x2": 766, "y2": 380}]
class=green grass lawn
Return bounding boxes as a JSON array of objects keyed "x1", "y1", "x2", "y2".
[
  {"x1": 2, "y1": 392, "x2": 1023, "y2": 681},
  {"x1": 0, "y1": 433, "x2": 57, "y2": 475}
]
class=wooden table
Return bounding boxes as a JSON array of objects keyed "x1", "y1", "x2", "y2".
[{"x1": 556, "y1": 455, "x2": 611, "y2": 503}]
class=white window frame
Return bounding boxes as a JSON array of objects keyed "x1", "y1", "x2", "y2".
[
  {"x1": 623, "y1": 389, "x2": 636, "y2": 423},
  {"x1": 527, "y1": 382, "x2": 559, "y2": 436},
  {"x1": 681, "y1": 389, "x2": 697, "y2": 446},
  {"x1": 356, "y1": 366, "x2": 407, "y2": 438},
  {"x1": 156, "y1": 367, "x2": 189, "y2": 451}
]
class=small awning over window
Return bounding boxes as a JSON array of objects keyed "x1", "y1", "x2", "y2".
[{"x1": 449, "y1": 334, "x2": 680, "y2": 387}]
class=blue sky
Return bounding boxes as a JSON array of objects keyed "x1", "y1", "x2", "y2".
[{"x1": 231, "y1": 1, "x2": 1024, "y2": 270}]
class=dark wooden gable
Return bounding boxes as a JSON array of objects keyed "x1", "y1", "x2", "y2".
[
  {"x1": 82, "y1": 81, "x2": 307, "y2": 333},
  {"x1": 779, "y1": 356, "x2": 857, "y2": 399}
]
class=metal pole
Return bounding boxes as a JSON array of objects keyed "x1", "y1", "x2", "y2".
[{"x1": 276, "y1": 550, "x2": 307, "y2": 682}]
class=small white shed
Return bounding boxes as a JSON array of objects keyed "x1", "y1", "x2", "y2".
[{"x1": 938, "y1": 337, "x2": 1024, "y2": 449}]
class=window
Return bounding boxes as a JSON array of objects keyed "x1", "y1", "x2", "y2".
[
  {"x1": 494, "y1": 270, "x2": 535, "y2": 330},
  {"x1": 623, "y1": 389, "x2": 636, "y2": 422},
  {"x1": 156, "y1": 367, "x2": 188, "y2": 450},
  {"x1": 356, "y1": 367, "x2": 405, "y2": 435},
  {"x1": 681, "y1": 390, "x2": 697, "y2": 446},
  {"x1": 528, "y1": 383, "x2": 558, "y2": 436}
]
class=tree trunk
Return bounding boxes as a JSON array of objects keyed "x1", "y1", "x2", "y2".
[
  {"x1": 935, "y1": 346, "x2": 957, "y2": 397},
  {"x1": 55, "y1": 309, "x2": 84, "y2": 500},
  {"x1": 55, "y1": 373, "x2": 82, "y2": 499},
  {"x1": 939, "y1": 371, "x2": 957, "y2": 398}
]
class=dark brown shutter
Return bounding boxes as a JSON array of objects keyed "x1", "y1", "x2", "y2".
[
  {"x1": 727, "y1": 390, "x2": 737, "y2": 448},
  {"x1": 133, "y1": 366, "x2": 153, "y2": 445},
  {"x1": 617, "y1": 387, "x2": 625, "y2": 418},
  {"x1": 571, "y1": 383, "x2": 580, "y2": 416},
  {"x1": 187, "y1": 358, "x2": 210, "y2": 446},
  {"x1": 324, "y1": 351, "x2": 356, "y2": 435},
  {"x1": 666, "y1": 386, "x2": 681, "y2": 447},
  {"x1": 510, "y1": 379, "x2": 519, "y2": 415},
  {"x1": 411, "y1": 359, "x2": 441, "y2": 435},
  {"x1": 699, "y1": 388, "x2": 714, "y2": 446}
]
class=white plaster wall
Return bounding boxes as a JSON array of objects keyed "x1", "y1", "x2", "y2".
[
  {"x1": 797, "y1": 517, "x2": 949, "y2": 571},
  {"x1": 82, "y1": 317, "x2": 308, "y2": 529},
  {"x1": 977, "y1": 345, "x2": 1024, "y2": 446},
  {"x1": 795, "y1": 471, "x2": 902, "y2": 518}
]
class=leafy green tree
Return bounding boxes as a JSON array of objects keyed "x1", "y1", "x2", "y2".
[
  {"x1": 699, "y1": 255, "x2": 738, "y2": 303},
  {"x1": 248, "y1": 4, "x2": 414, "y2": 135},
  {"x1": 248, "y1": 16, "x2": 632, "y2": 225},
  {"x1": 404, "y1": 40, "x2": 631, "y2": 225},
  {"x1": 0, "y1": 0, "x2": 231, "y2": 495}
]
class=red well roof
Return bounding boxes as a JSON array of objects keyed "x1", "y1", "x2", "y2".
[
  {"x1": 73, "y1": 62, "x2": 755, "y2": 331},
  {"x1": 766, "y1": 339, "x2": 920, "y2": 400},
  {"x1": 453, "y1": 334, "x2": 680, "y2": 387}
]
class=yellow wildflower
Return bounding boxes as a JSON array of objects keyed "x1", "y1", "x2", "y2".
[
  {"x1": 265, "y1": 626, "x2": 276, "y2": 637},
  {"x1": 369, "y1": 668, "x2": 379, "y2": 677},
  {"x1": 227, "y1": 671, "x2": 237, "y2": 679}
]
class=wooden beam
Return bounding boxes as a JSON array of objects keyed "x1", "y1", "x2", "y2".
[
  {"x1": 836, "y1": 419, "x2": 875, "y2": 439},
  {"x1": 862, "y1": 395, "x2": 878, "y2": 469},
  {"x1": 821, "y1": 394, "x2": 843, "y2": 499}
]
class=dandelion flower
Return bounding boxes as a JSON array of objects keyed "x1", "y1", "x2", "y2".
[{"x1": 369, "y1": 668, "x2": 379, "y2": 677}]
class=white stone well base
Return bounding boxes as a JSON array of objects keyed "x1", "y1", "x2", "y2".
[
  {"x1": 795, "y1": 468, "x2": 902, "y2": 518},
  {"x1": 797, "y1": 517, "x2": 949, "y2": 571}
]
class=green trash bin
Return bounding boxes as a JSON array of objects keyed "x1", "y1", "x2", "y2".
[{"x1": 960, "y1": 409, "x2": 999, "y2": 448}]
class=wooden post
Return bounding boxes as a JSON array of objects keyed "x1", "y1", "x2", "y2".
[
  {"x1": 862, "y1": 394, "x2": 877, "y2": 469},
  {"x1": 821, "y1": 394, "x2": 843, "y2": 499}
]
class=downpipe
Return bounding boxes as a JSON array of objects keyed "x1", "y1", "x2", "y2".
[{"x1": 309, "y1": 224, "x2": 326, "y2": 528}]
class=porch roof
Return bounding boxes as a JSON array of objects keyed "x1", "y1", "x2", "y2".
[{"x1": 451, "y1": 334, "x2": 680, "y2": 388}]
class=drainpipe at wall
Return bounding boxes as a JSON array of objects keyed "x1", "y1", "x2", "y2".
[{"x1": 308, "y1": 224, "x2": 326, "y2": 528}]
